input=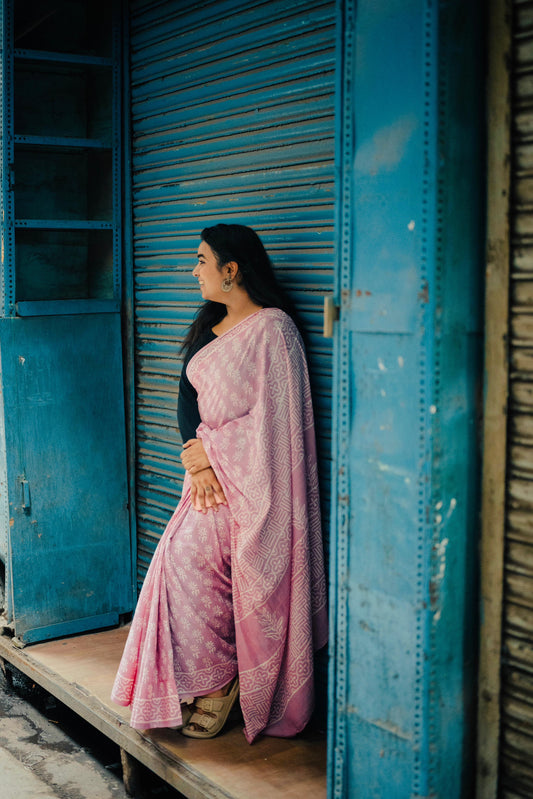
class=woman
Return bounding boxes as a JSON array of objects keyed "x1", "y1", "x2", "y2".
[{"x1": 111, "y1": 224, "x2": 328, "y2": 743}]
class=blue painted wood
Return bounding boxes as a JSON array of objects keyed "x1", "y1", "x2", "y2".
[
  {"x1": 328, "y1": 0, "x2": 483, "y2": 796},
  {"x1": 1, "y1": 314, "x2": 133, "y2": 644}
]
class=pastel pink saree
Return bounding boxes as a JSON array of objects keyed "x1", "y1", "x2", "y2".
[{"x1": 111, "y1": 308, "x2": 328, "y2": 743}]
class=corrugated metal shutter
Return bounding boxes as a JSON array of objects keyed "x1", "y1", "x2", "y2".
[
  {"x1": 500, "y1": 2, "x2": 533, "y2": 795},
  {"x1": 129, "y1": 0, "x2": 336, "y2": 587}
]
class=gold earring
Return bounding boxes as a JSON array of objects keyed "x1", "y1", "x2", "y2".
[{"x1": 221, "y1": 275, "x2": 233, "y2": 292}]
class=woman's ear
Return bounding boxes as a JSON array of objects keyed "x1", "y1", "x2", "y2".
[{"x1": 225, "y1": 261, "x2": 239, "y2": 281}]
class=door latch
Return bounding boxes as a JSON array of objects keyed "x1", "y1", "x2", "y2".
[{"x1": 323, "y1": 295, "x2": 340, "y2": 338}]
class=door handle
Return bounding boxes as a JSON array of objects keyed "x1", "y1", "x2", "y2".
[{"x1": 21, "y1": 477, "x2": 31, "y2": 513}]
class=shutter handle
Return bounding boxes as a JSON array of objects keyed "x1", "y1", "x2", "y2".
[{"x1": 323, "y1": 295, "x2": 340, "y2": 338}]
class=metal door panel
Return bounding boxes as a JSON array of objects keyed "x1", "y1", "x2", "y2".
[
  {"x1": 1, "y1": 313, "x2": 132, "y2": 643},
  {"x1": 328, "y1": 0, "x2": 484, "y2": 796}
]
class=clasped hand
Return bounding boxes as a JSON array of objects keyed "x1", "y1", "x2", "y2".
[{"x1": 181, "y1": 438, "x2": 227, "y2": 513}]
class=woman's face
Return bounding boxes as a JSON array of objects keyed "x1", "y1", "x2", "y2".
[{"x1": 192, "y1": 241, "x2": 225, "y2": 302}]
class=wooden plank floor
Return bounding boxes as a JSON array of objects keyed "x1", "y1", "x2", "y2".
[{"x1": 0, "y1": 627, "x2": 326, "y2": 799}]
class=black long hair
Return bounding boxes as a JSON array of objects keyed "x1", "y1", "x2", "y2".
[{"x1": 181, "y1": 224, "x2": 302, "y2": 355}]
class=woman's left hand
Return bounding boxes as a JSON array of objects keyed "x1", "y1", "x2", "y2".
[{"x1": 181, "y1": 438, "x2": 211, "y2": 474}]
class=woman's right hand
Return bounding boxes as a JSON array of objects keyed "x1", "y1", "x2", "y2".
[
  {"x1": 189, "y1": 467, "x2": 227, "y2": 513},
  {"x1": 181, "y1": 437, "x2": 211, "y2": 474}
]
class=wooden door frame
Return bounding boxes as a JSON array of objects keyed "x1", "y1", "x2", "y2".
[{"x1": 476, "y1": 0, "x2": 512, "y2": 796}]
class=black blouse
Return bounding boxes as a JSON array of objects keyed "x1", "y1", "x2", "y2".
[{"x1": 177, "y1": 329, "x2": 217, "y2": 443}]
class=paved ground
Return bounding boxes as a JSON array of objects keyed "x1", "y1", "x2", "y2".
[{"x1": 0, "y1": 666, "x2": 184, "y2": 799}]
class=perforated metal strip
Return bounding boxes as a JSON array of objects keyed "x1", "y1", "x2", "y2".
[{"x1": 328, "y1": 0, "x2": 352, "y2": 793}]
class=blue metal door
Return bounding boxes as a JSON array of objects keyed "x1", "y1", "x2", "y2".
[
  {"x1": 0, "y1": 1, "x2": 133, "y2": 644},
  {"x1": 328, "y1": 1, "x2": 484, "y2": 796},
  {"x1": 1, "y1": 314, "x2": 132, "y2": 644}
]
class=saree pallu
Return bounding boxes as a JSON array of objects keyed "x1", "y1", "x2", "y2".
[{"x1": 111, "y1": 308, "x2": 328, "y2": 743}]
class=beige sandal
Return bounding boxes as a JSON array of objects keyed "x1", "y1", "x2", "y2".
[{"x1": 181, "y1": 677, "x2": 239, "y2": 739}]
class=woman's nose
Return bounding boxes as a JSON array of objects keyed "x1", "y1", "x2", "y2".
[{"x1": 192, "y1": 264, "x2": 199, "y2": 277}]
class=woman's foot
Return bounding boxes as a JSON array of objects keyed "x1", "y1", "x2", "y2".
[
  {"x1": 170, "y1": 702, "x2": 193, "y2": 730},
  {"x1": 181, "y1": 677, "x2": 239, "y2": 739}
]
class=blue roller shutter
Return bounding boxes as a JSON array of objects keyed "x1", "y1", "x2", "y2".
[{"x1": 129, "y1": 0, "x2": 336, "y2": 588}]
